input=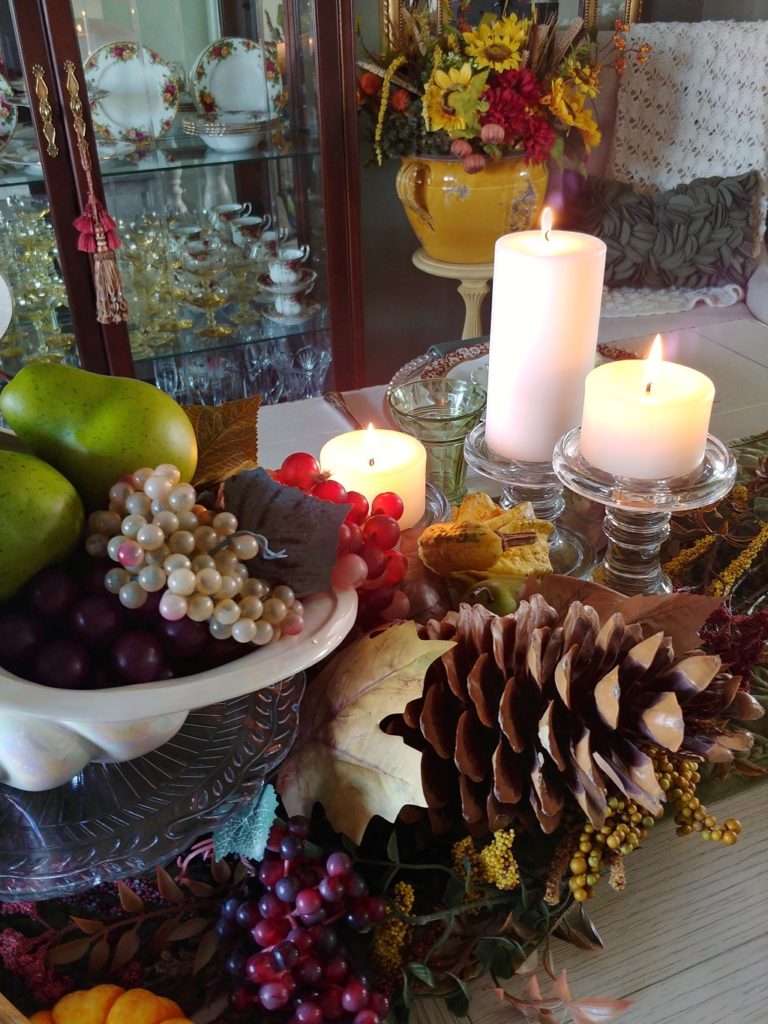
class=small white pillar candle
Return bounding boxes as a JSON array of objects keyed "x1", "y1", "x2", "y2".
[
  {"x1": 320, "y1": 427, "x2": 427, "y2": 529},
  {"x1": 484, "y1": 209, "x2": 607, "y2": 463},
  {"x1": 580, "y1": 336, "x2": 715, "y2": 479}
]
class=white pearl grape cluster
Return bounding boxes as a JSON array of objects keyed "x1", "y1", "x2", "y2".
[{"x1": 85, "y1": 463, "x2": 305, "y2": 646}]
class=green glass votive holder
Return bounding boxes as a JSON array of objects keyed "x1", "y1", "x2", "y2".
[{"x1": 387, "y1": 379, "x2": 487, "y2": 504}]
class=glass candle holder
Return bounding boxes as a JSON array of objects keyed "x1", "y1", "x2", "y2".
[{"x1": 387, "y1": 379, "x2": 486, "y2": 504}]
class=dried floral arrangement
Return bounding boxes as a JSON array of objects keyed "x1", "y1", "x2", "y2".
[
  {"x1": 2, "y1": 435, "x2": 767, "y2": 1024},
  {"x1": 356, "y1": 1, "x2": 651, "y2": 171}
]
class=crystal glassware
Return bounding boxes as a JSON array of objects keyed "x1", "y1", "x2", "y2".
[
  {"x1": 387, "y1": 379, "x2": 486, "y2": 504},
  {"x1": 552, "y1": 428, "x2": 737, "y2": 595}
]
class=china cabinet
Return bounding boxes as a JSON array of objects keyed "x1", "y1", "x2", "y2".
[{"x1": 0, "y1": 0, "x2": 364, "y2": 402}]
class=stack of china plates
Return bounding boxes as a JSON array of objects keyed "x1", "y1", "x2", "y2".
[{"x1": 182, "y1": 111, "x2": 279, "y2": 153}]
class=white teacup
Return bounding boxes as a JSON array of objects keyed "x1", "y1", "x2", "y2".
[
  {"x1": 209, "y1": 202, "x2": 251, "y2": 230},
  {"x1": 274, "y1": 293, "x2": 304, "y2": 316},
  {"x1": 168, "y1": 224, "x2": 205, "y2": 249},
  {"x1": 267, "y1": 245, "x2": 310, "y2": 284},
  {"x1": 249, "y1": 228, "x2": 291, "y2": 262},
  {"x1": 231, "y1": 214, "x2": 272, "y2": 248}
]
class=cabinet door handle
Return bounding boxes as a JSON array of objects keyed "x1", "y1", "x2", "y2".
[
  {"x1": 62, "y1": 59, "x2": 129, "y2": 325},
  {"x1": 31, "y1": 64, "x2": 59, "y2": 157}
]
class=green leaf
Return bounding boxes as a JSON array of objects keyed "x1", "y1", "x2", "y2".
[
  {"x1": 445, "y1": 973, "x2": 471, "y2": 1016},
  {"x1": 222, "y1": 468, "x2": 351, "y2": 596},
  {"x1": 408, "y1": 962, "x2": 436, "y2": 987},
  {"x1": 386, "y1": 830, "x2": 400, "y2": 864},
  {"x1": 213, "y1": 783, "x2": 279, "y2": 862}
]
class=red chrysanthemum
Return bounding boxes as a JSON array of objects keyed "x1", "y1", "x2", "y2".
[{"x1": 481, "y1": 68, "x2": 554, "y2": 163}]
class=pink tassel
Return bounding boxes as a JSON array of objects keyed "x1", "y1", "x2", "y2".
[
  {"x1": 77, "y1": 234, "x2": 98, "y2": 254},
  {"x1": 99, "y1": 209, "x2": 117, "y2": 231},
  {"x1": 104, "y1": 229, "x2": 121, "y2": 250},
  {"x1": 74, "y1": 211, "x2": 95, "y2": 234}
]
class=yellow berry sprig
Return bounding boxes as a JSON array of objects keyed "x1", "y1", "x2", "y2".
[{"x1": 654, "y1": 751, "x2": 742, "y2": 844}]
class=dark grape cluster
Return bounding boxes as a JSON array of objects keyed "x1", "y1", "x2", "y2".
[
  {"x1": 0, "y1": 561, "x2": 249, "y2": 689},
  {"x1": 274, "y1": 453, "x2": 410, "y2": 629},
  {"x1": 218, "y1": 816, "x2": 389, "y2": 1022}
]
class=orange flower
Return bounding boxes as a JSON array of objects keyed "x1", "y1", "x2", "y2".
[
  {"x1": 359, "y1": 71, "x2": 382, "y2": 96},
  {"x1": 390, "y1": 88, "x2": 410, "y2": 112}
]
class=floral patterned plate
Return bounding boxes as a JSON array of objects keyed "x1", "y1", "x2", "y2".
[
  {"x1": 84, "y1": 41, "x2": 179, "y2": 145},
  {"x1": 191, "y1": 36, "x2": 281, "y2": 116},
  {"x1": 0, "y1": 74, "x2": 18, "y2": 152}
]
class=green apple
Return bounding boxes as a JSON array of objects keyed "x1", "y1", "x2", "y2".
[
  {"x1": 0, "y1": 450, "x2": 84, "y2": 602},
  {"x1": 462, "y1": 577, "x2": 524, "y2": 616},
  {"x1": 0, "y1": 363, "x2": 197, "y2": 508}
]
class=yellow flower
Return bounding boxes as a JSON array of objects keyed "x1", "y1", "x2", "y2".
[
  {"x1": 543, "y1": 77, "x2": 601, "y2": 151},
  {"x1": 423, "y1": 62, "x2": 479, "y2": 133},
  {"x1": 462, "y1": 15, "x2": 529, "y2": 72},
  {"x1": 564, "y1": 59, "x2": 601, "y2": 99}
]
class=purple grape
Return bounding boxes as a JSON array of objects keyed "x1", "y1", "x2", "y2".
[
  {"x1": 272, "y1": 941, "x2": 299, "y2": 970},
  {"x1": 275, "y1": 876, "x2": 299, "y2": 903},
  {"x1": 221, "y1": 897, "x2": 242, "y2": 922},
  {"x1": 23, "y1": 566, "x2": 80, "y2": 620},
  {"x1": 354, "y1": 1011, "x2": 380, "y2": 1024},
  {"x1": 215, "y1": 918, "x2": 237, "y2": 941},
  {"x1": 156, "y1": 616, "x2": 209, "y2": 660},
  {"x1": 125, "y1": 589, "x2": 162, "y2": 626},
  {"x1": 318, "y1": 988, "x2": 343, "y2": 1019},
  {"x1": 246, "y1": 951, "x2": 277, "y2": 983},
  {"x1": 287, "y1": 927, "x2": 314, "y2": 952},
  {"x1": 69, "y1": 594, "x2": 124, "y2": 649},
  {"x1": 225, "y1": 949, "x2": 247, "y2": 976},
  {"x1": 258, "y1": 856, "x2": 283, "y2": 889},
  {"x1": 235, "y1": 900, "x2": 262, "y2": 930},
  {"x1": 308, "y1": 924, "x2": 338, "y2": 956},
  {"x1": 345, "y1": 904, "x2": 370, "y2": 931},
  {"x1": 295, "y1": 955, "x2": 323, "y2": 986},
  {"x1": 0, "y1": 612, "x2": 46, "y2": 673},
  {"x1": 295, "y1": 1001, "x2": 323, "y2": 1024},
  {"x1": 78, "y1": 558, "x2": 112, "y2": 594},
  {"x1": 295, "y1": 888, "x2": 322, "y2": 916},
  {"x1": 279, "y1": 834, "x2": 303, "y2": 860},
  {"x1": 111, "y1": 631, "x2": 164, "y2": 684},
  {"x1": 341, "y1": 980, "x2": 369, "y2": 1013},
  {"x1": 288, "y1": 815, "x2": 311, "y2": 838},
  {"x1": 259, "y1": 981, "x2": 291, "y2": 1011},
  {"x1": 344, "y1": 872, "x2": 367, "y2": 898},
  {"x1": 325, "y1": 851, "x2": 352, "y2": 878},
  {"x1": 318, "y1": 876, "x2": 345, "y2": 903},
  {"x1": 33, "y1": 639, "x2": 92, "y2": 689},
  {"x1": 258, "y1": 892, "x2": 285, "y2": 920},
  {"x1": 202, "y1": 636, "x2": 250, "y2": 669},
  {"x1": 324, "y1": 953, "x2": 349, "y2": 984}
]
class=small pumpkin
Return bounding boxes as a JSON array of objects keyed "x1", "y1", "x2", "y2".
[{"x1": 28, "y1": 985, "x2": 194, "y2": 1024}]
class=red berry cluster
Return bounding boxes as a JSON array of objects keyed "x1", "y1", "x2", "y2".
[{"x1": 274, "y1": 453, "x2": 410, "y2": 628}]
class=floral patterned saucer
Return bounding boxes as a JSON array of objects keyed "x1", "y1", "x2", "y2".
[
  {"x1": 191, "y1": 37, "x2": 281, "y2": 116},
  {"x1": 84, "y1": 41, "x2": 179, "y2": 145},
  {"x1": 0, "y1": 74, "x2": 18, "y2": 153}
]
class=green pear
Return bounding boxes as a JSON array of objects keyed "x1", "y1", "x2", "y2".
[
  {"x1": 461, "y1": 576, "x2": 524, "y2": 616},
  {"x1": 0, "y1": 450, "x2": 85, "y2": 601},
  {"x1": 0, "y1": 363, "x2": 197, "y2": 508}
]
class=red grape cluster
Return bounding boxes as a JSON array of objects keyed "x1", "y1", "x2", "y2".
[
  {"x1": 0, "y1": 561, "x2": 251, "y2": 689},
  {"x1": 219, "y1": 816, "x2": 389, "y2": 1023},
  {"x1": 273, "y1": 453, "x2": 410, "y2": 628}
]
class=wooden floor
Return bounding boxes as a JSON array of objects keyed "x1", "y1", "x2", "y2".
[{"x1": 412, "y1": 788, "x2": 768, "y2": 1024}]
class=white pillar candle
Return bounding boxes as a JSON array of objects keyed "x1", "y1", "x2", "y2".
[
  {"x1": 320, "y1": 427, "x2": 427, "y2": 529},
  {"x1": 485, "y1": 209, "x2": 606, "y2": 463},
  {"x1": 580, "y1": 336, "x2": 715, "y2": 479}
]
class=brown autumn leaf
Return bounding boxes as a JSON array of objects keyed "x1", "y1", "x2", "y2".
[
  {"x1": 184, "y1": 396, "x2": 261, "y2": 487},
  {"x1": 521, "y1": 574, "x2": 722, "y2": 654},
  {"x1": 193, "y1": 926, "x2": 219, "y2": 975},
  {"x1": 276, "y1": 621, "x2": 455, "y2": 843},
  {"x1": 111, "y1": 928, "x2": 140, "y2": 972},
  {"x1": 116, "y1": 881, "x2": 143, "y2": 913},
  {"x1": 70, "y1": 917, "x2": 103, "y2": 935},
  {"x1": 88, "y1": 938, "x2": 110, "y2": 978},
  {"x1": 47, "y1": 937, "x2": 92, "y2": 965},
  {"x1": 156, "y1": 865, "x2": 185, "y2": 904}
]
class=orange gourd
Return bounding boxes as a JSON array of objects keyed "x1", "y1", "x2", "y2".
[{"x1": 28, "y1": 985, "x2": 194, "y2": 1024}]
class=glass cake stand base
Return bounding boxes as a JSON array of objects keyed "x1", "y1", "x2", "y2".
[{"x1": 0, "y1": 674, "x2": 304, "y2": 901}]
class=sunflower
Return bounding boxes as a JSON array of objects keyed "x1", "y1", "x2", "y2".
[
  {"x1": 462, "y1": 15, "x2": 529, "y2": 73},
  {"x1": 542, "y1": 77, "x2": 601, "y2": 151},
  {"x1": 422, "y1": 63, "x2": 487, "y2": 134}
]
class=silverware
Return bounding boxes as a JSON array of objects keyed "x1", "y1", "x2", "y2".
[{"x1": 323, "y1": 390, "x2": 364, "y2": 430}]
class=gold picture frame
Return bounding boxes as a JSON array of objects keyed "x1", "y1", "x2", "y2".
[{"x1": 583, "y1": 0, "x2": 643, "y2": 28}]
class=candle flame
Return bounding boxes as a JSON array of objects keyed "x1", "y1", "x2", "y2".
[
  {"x1": 541, "y1": 207, "x2": 553, "y2": 238},
  {"x1": 367, "y1": 423, "x2": 376, "y2": 467},
  {"x1": 644, "y1": 335, "x2": 663, "y2": 395}
]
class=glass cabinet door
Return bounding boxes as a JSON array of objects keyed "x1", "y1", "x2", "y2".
[
  {"x1": 65, "y1": 0, "x2": 333, "y2": 405},
  {"x1": 0, "y1": 5, "x2": 87, "y2": 382}
]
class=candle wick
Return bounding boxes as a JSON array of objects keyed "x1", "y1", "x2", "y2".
[
  {"x1": 544, "y1": 229, "x2": 551, "y2": 242},
  {"x1": 645, "y1": 382, "x2": 652, "y2": 395},
  {"x1": 369, "y1": 457, "x2": 375, "y2": 467}
]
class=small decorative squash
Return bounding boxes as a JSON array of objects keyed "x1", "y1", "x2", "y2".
[{"x1": 28, "y1": 985, "x2": 194, "y2": 1024}]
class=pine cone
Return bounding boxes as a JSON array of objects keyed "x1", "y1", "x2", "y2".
[{"x1": 398, "y1": 596, "x2": 760, "y2": 837}]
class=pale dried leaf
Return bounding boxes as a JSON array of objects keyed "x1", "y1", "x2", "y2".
[
  {"x1": 183, "y1": 879, "x2": 216, "y2": 898},
  {"x1": 70, "y1": 917, "x2": 103, "y2": 935},
  {"x1": 167, "y1": 917, "x2": 210, "y2": 941},
  {"x1": 47, "y1": 938, "x2": 91, "y2": 965},
  {"x1": 87, "y1": 938, "x2": 110, "y2": 977},
  {"x1": 210, "y1": 858, "x2": 231, "y2": 885},
  {"x1": 567, "y1": 997, "x2": 634, "y2": 1023},
  {"x1": 193, "y1": 926, "x2": 220, "y2": 975},
  {"x1": 156, "y1": 866, "x2": 186, "y2": 904},
  {"x1": 116, "y1": 881, "x2": 143, "y2": 913},
  {"x1": 277, "y1": 621, "x2": 454, "y2": 842},
  {"x1": 111, "y1": 928, "x2": 140, "y2": 972},
  {"x1": 552, "y1": 902, "x2": 604, "y2": 952},
  {"x1": 184, "y1": 396, "x2": 261, "y2": 487}
]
